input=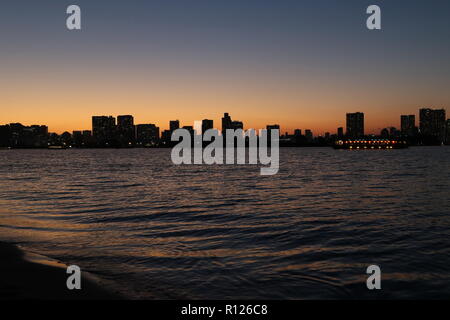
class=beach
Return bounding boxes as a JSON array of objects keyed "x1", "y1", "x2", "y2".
[{"x1": 0, "y1": 242, "x2": 122, "y2": 300}]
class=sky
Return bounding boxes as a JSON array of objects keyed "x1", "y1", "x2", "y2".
[{"x1": 1, "y1": 0, "x2": 450, "y2": 135}]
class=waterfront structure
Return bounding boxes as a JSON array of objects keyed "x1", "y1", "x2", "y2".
[
  {"x1": 117, "y1": 115, "x2": 135, "y2": 146},
  {"x1": 136, "y1": 124, "x2": 159, "y2": 146},
  {"x1": 170, "y1": 120, "x2": 180, "y2": 132},
  {"x1": 401, "y1": 115, "x2": 416, "y2": 137},
  {"x1": 202, "y1": 119, "x2": 214, "y2": 134},
  {"x1": 419, "y1": 108, "x2": 446, "y2": 142},
  {"x1": 92, "y1": 116, "x2": 116, "y2": 147},
  {"x1": 346, "y1": 112, "x2": 364, "y2": 138}
]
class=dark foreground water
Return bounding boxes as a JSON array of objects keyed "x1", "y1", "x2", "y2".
[{"x1": 0, "y1": 148, "x2": 449, "y2": 299}]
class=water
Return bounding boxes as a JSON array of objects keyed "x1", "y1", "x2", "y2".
[{"x1": 0, "y1": 147, "x2": 449, "y2": 299}]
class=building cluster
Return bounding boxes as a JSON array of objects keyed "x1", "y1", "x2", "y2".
[
  {"x1": 339, "y1": 108, "x2": 448, "y2": 146},
  {"x1": 0, "y1": 123, "x2": 48, "y2": 148},
  {"x1": 0, "y1": 108, "x2": 449, "y2": 148}
]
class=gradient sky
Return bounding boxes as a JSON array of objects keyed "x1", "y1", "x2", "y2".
[{"x1": 1, "y1": 0, "x2": 449, "y2": 135}]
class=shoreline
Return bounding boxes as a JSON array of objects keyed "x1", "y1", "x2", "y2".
[{"x1": 0, "y1": 241, "x2": 123, "y2": 300}]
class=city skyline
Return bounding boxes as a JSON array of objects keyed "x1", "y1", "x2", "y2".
[
  {"x1": 0, "y1": 106, "x2": 446, "y2": 136},
  {"x1": 1, "y1": 108, "x2": 449, "y2": 149},
  {"x1": 1, "y1": 1, "x2": 450, "y2": 134}
]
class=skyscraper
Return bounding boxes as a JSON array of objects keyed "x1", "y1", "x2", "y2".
[
  {"x1": 201, "y1": 119, "x2": 214, "y2": 134},
  {"x1": 170, "y1": 120, "x2": 180, "y2": 132},
  {"x1": 221, "y1": 113, "x2": 243, "y2": 132},
  {"x1": 401, "y1": 115, "x2": 416, "y2": 137},
  {"x1": 92, "y1": 116, "x2": 116, "y2": 146},
  {"x1": 136, "y1": 124, "x2": 159, "y2": 146},
  {"x1": 419, "y1": 108, "x2": 446, "y2": 142},
  {"x1": 222, "y1": 113, "x2": 232, "y2": 132},
  {"x1": 346, "y1": 112, "x2": 364, "y2": 138},
  {"x1": 117, "y1": 115, "x2": 135, "y2": 146}
]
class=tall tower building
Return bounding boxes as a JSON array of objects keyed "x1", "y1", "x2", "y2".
[
  {"x1": 419, "y1": 108, "x2": 446, "y2": 142},
  {"x1": 92, "y1": 116, "x2": 116, "y2": 146},
  {"x1": 169, "y1": 120, "x2": 180, "y2": 132},
  {"x1": 222, "y1": 113, "x2": 232, "y2": 132},
  {"x1": 117, "y1": 115, "x2": 135, "y2": 146},
  {"x1": 401, "y1": 115, "x2": 416, "y2": 136},
  {"x1": 346, "y1": 112, "x2": 364, "y2": 138},
  {"x1": 201, "y1": 119, "x2": 214, "y2": 134}
]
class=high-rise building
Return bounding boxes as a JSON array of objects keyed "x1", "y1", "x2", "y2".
[
  {"x1": 346, "y1": 112, "x2": 364, "y2": 138},
  {"x1": 169, "y1": 120, "x2": 180, "y2": 132},
  {"x1": 221, "y1": 113, "x2": 243, "y2": 132},
  {"x1": 419, "y1": 108, "x2": 446, "y2": 142},
  {"x1": 136, "y1": 124, "x2": 159, "y2": 146},
  {"x1": 401, "y1": 115, "x2": 416, "y2": 136},
  {"x1": 117, "y1": 115, "x2": 135, "y2": 146},
  {"x1": 221, "y1": 113, "x2": 232, "y2": 132},
  {"x1": 92, "y1": 116, "x2": 116, "y2": 146},
  {"x1": 294, "y1": 129, "x2": 302, "y2": 137},
  {"x1": 305, "y1": 129, "x2": 313, "y2": 142},
  {"x1": 446, "y1": 119, "x2": 450, "y2": 145},
  {"x1": 337, "y1": 127, "x2": 344, "y2": 139},
  {"x1": 202, "y1": 119, "x2": 214, "y2": 134},
  {"x1": 266, "y1": 124, "x2": 280, "y2": 136}
]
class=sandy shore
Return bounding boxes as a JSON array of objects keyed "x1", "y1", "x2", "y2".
[{"x1": 0, "y1": 242, "x2": 123, "y2": 300}]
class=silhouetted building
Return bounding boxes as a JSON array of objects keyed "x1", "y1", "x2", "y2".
[
  {"x1": 419, "y1": 108, "x2": 446, "y2": 142},
  {"x1": 221, "y1": 112, "x2": 244, "y2": 132},
  {"x1": 170, "y1": 120, "x2": 180, "y2": 132},
  {"x1": 380, "y1": 128, "x2": 389, "y2": 138},
  {"x1": 305, "y1": 129, "x2": 313, "y2": 142},
  {"x1": 389, "y1": 127, "x2": 400, "y2": 138},
  {"x1": 4, "y1": 123, "x2": 48, "y2": 147},
  {"x1": 401, "y1": 115, "x2": 416, "y2": 137},
  {"x1": 92, "y1": 116, "x2": 116, "y2": 147},
  {"x1": 337, "y1": 127, "x2": 344, "y2": 139},
  {"x1": 136, "y1": 124, "x2": 159, "y2": 146},
  {"x1": 161, "y1": 129, "x2": 172, "y2": 145},
  {"x1": 231, "y1": 121, "x2": 243, "y2": 130},
  {"x1": 182, "y1": 126, "x2": 194, "y2": 135},
  {"x1": 73, "y1": 131, "x2": 83, "y2": 147},
  {"x1": 222, "y1": 113, "x2": 232, "y2": 132},
  {"x1": 0, "y1": 125, "x2": 10, "y2": 147},
  {"x1": 82, "y1": 130, "x2": 93, "y2": 147},
  {"x1": 117, "y1": 115, "x2": 135, "y2": 147},
  {"x1": 202, "y1": 119, "x2": 214, "y2": 134},
  {"x1": 346, "y1": 112, "x2": 364, "y2": 138},
  {"x1": 72, "y1": 130, "x2": 92, "y2": 147},
  {"x1": 266, "y1": 124, "x2": 280, "y2": 136},
  {"x1": 294, "y1": 129, "x2": 302, "y2": 136},
  {"x1": 60, "y1": 132, "x2": 72, "y2": 146},
  {"x1": 446, "y1": 119, "x2": 450, "y2": 145}
]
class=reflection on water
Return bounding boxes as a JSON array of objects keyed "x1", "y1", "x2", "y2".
[{"x1": 0, "y1": 147, "x2": 449, "y2": 299}]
